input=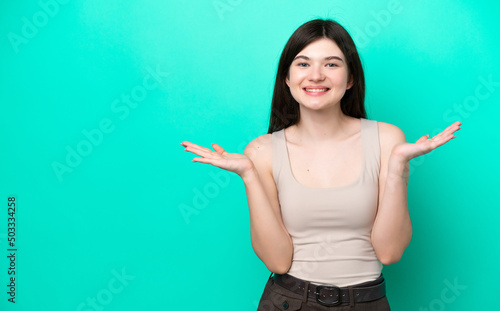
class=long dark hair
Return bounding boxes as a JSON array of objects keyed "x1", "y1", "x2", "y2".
[{"x1": 267, "y1": 19, "x2": 366, "y2": 134}]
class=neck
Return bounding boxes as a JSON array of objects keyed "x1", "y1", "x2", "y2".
[{"x1": 293, "y1": 103, "x2": 354, "y2": 144}]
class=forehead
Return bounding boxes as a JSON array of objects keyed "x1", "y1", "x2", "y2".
[{"x1": 295, "y1": 38, "x2": 345, "y2": 60}]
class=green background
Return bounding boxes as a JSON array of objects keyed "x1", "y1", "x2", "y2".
[{"x1": 1, "y1": 0, "x2": 498, "y2": 310}]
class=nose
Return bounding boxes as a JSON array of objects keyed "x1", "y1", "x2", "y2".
[{"x1": 308, "y1": 65, "x2": 325, "y2": 81}]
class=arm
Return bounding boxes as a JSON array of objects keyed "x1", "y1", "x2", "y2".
[
  {"x1": 371, "y1": 121, "x2": 462, "y2": 265},
  {"x1": 242, "y1": 135, "x2": 293, "y2": 274},
  {"x1": 371, "y1": 122, "x2": 411, "y2": 264}
]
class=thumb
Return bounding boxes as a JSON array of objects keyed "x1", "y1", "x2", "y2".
[
  {"x1": 212, "y1": 143, "x2": 226, "y2": 154},
  {"x1": 415, "y1": 134, "x2": 430, "y2": 144}
]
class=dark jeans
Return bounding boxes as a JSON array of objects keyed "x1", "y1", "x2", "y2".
[{"x1": 257, "y1": 274, "x2": 391, "y2": 311}]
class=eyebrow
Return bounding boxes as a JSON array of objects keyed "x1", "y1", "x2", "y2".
[{"x1": 293, "y1": 55, "x2": 344, "y2": 63}]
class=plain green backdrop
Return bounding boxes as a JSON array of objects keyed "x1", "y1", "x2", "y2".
[{"x1": 1, "y1": 0, "x2": 499, "y2": 310}]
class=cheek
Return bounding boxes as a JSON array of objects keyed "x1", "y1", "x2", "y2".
[
  {"x1": 330, "y1": 72, "x2": 350, "y2": 87},
  {"x1": 288, "y1": 69, "x2": 306, "y2": 84}
]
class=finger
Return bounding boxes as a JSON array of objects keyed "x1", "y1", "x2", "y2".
[
  {"x1": 180, "y1": 141, "x2": 212, "y2": 151},
  {"x1": 429, "y1": 123, "x2": 461, "y2": 143},
  {"x1": 444, "y1": 120, "x2": 462, "y2": 129},
  {"x1": 192, "y1": 156, "x2": 225, "y2": 167},
  {"x1": 184, "y1": 145, "x2": 217, "y2": 160},
  {"x1": 437, "y1": 134, "x2": 455, "y2": 146},
  {"x1": 439, "y1": 121, "x2": 462, "y2": 137},
  {"x1": 192, "y1": 157, "x2": 212, "y2": 164},
  {"x1": 415, "y1": 134, "x2": 430, "y2": 144},
  {"x1": 182, "y1": 142, "x2": 216, "y2": 155},
  {"x1": 180, "y1": 141, "x2": 198, "y2": 148}
]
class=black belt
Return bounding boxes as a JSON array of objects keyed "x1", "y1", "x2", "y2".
[{"x1": 272, "y1": 273, "x2": 386, "y2": 307}]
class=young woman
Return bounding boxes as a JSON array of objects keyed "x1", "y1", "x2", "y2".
[{"x1": 180, "y1": 19, "x2": 461, "y2": 310}]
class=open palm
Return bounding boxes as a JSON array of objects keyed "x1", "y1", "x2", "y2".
[
  {"x1": 392, "y1": 121, "x2": 462, "y2": 161},
  {"x1": 180, "y1": 141, "x2": 254, "y2": 177}
]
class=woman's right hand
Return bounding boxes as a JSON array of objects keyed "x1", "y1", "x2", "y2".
[{"x1": 180, "y1": 141, "x2": 254, "y2": 178}]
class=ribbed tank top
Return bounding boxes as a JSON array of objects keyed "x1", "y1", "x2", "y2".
[{"x1": 272, "y1": 118, "x2": 382, "y2": 286}]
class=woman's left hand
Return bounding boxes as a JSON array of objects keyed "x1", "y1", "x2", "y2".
[{"x1": 391, "y1": 121, "x2": 462, "y2": 162}]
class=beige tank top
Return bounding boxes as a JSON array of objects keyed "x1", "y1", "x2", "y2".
[{"x1": 272, "y1": 117, "x2": 382, "y2": 286}]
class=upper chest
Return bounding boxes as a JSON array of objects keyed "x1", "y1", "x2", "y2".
[{"x1": 283, "y1": 129, "x2": 363, "y2": 188}]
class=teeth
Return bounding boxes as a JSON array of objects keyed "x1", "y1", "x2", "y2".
[{"x1": 305, "y1": 88, "x2": 328, "y2": 92}]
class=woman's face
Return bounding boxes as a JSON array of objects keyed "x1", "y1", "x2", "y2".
[{"x1": 286, "y1": 38, "x2": 353, "y2": 111}]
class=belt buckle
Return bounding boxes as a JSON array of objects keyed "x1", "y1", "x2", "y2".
[{"x1": 315, "y1": 285, "x2": 342, "y2": 306}]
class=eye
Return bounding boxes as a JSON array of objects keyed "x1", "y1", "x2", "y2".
[
  {"x1": 297, "y1": 63, "x2": 309, "y2": 67},
  {"x1": 326, "y1": 63, "x2": 338, "y2": 68}
]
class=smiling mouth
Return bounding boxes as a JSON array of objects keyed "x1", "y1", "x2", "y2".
[{"x1": 303, "y1": 88, "x2": 330, "y2": 92}]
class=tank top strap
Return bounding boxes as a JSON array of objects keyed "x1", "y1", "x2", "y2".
[
  {"x1": 360, "y1": 118, "x2": 381, "y2": 181},
  {"x1": 271, "y1": 128, "x2": 286, "y2": 185}
]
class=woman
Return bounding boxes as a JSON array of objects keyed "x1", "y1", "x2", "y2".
[{"x1": 180, "y1": 19, "x2": 461, "y2": 310}]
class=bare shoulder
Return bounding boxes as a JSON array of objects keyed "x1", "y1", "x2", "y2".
[
  {"x1": 377, "y1": 121, "x2": 406, "y2": 153},
  {"x1": 243, "y1": 133, "x2": 273, "y2": 174}
]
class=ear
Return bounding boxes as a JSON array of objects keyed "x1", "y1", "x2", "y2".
[
  {"x1": 285, "y1": 73, "x2": 290, "y2": 87},
  {"x1": 346, "y1": 74, "x2": 354, "y2": 90}
]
